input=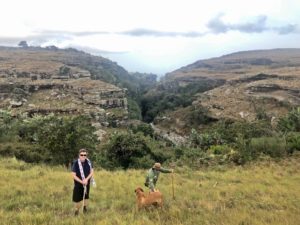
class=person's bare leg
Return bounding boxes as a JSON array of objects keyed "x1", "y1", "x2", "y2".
[
  {"x1": 74, "y1": 201, "x2": 81, "y2": 215},
  {"x1": 83, "y1": 199, "x2": 88, "y2": 213},
  {"x1": 83, "y1": 199, "x2": 88, "y2": 207}
]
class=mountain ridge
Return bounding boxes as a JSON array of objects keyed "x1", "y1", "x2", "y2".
[
  {"x1": 152, "y1": 48, "x2": 300, "y2": 135},
  {"x1": 0, "y1": 46, "x2": 132, "y2": 131}
]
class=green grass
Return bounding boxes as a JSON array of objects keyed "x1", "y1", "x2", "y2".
[{"x1": 1, "y1": 155, "x2": 300, "y2": 225}]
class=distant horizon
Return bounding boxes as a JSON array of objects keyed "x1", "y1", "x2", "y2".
[
  {"x1": 2, "y1": 44, "x2": 300, "y2": 77},
  {"x1": 1, "y1": 0, "x2": 299, "y2": 76}
]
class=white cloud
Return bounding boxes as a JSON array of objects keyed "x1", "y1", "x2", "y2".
[{"x1": 0, "y1": 0, "x2": 300, "y2": 74}]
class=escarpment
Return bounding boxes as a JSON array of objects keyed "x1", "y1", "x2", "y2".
[{"x1": 0, "y1": 47, "x2": 128, "y2": 128}]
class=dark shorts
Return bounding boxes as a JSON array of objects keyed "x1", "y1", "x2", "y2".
[{"x1": 72, "y1": 185, "x2": 90, "y2": 203}]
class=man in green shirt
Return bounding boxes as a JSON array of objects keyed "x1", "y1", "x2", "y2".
[{"x1": 145, "y1": 162, "x2": 173, "y2": 192}]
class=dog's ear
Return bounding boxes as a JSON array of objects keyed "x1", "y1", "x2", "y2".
[{"x1": 135, "y1": 187, "x2": 144, "y2": 193}]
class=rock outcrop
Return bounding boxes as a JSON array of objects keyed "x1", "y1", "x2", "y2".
[
  {"x1": 0, "y1": 46, "x2": 128, "y2": 128},
  {"x1": 155, "y1": 49, "x2": 300, "y2": 134}
]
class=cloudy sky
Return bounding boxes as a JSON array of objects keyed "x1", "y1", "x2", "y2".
[{"x1": 1, "y1": 0, "x2": 300, "y2": 75}]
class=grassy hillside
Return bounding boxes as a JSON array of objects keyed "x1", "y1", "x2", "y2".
[
  {"x1": 1, "y1": 155, "x2": 300, "y2": 225},
  {"x1": 170, "y1": 48, "x2": 300, "y2": 80}
]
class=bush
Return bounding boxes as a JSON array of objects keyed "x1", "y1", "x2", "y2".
[
  {"x1": 188, "y1": 129, "x2": 223, "y2": 149},
  {"x1": 173, "y1": 145, "x2": 238, "y2": 168},
  {"x1": 0, "y1": 110, "x2": 18, "y2": 141},
  {"x1": 187, "y1": 106, "x2": 212, "y2": 126},
  {"x1": 176, "y1": 147, "x2": 206, "y2": 168},
  {"x1": 212, "y1": 119, "x2": 273, "y2": 143},
  {"x1": 232, "y1": 135, "x2": 253, "y2": 165},
  {"x1": 59, "y1": 66, "x2": 70, "y2": 76},
  {"x1": 207, "y1": 145, "x2": 232, "y2": 155},
  {"x1": 249, "y1": 137, "x2": 286, "y2": 158},
  {"x1": 0, "y1": 142, "x2": 46, "y2": 163},
  {"x1": 278, "y1": 107, "x2": 300, "y2": 132},
  {"x1": 127, "y1": 98, "x2": 142, "y2": 120},
  {"x1": 130, "y1": 123, "x2": 154, "y2": 137},
  {"x1": 0, "y1": 143, "x2": 15, "y2": 157},
  {"x1": 286, "y1": 132, "x2": 300, "y2": 153},
  {"x1": 140, "y1": 79, "x2": 224, "y2": 122},
  {"x1": 17, "y1": 114, "x2": 99, "y2": 166},
  {"x1": 102, "y1": 132, "x2": 156, "y2": 169},
  {"x1": 255, "y1": 107, "x2": 270, "y2": 121}
]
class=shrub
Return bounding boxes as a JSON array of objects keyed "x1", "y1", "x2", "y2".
[
  {"x1": 187, "y1": 106, "x2": 212, "y2": 126},
  {"x1": 0, "y1": 142, "x2": 46, "y2": 163},
  {"x1": 212, "y1": 119, "x2": 273, "y2": 143},
  {"x1": 188, "y1": 129, "x2": 223, "y2": 149},
  {"x1": 175, "y1": 147, "x2": 206, "y2": 168},
  {"x1": 59, "y1": 66, "x2": 71, "y2": 76},
  {"x1": 18, "y1": 41, "x2": 28, "y2": 48},
  {"x1": 278, "y1": 107, "x2": 300, "y2": 132},
  {"x1": 130, "y1": 123, "x2": 154, "y2": 137},
  {"x1": 207, "y1": 145, "x2": 232, "y2": 155},
  {"x1": 232, "y1": 135, "x2": 253, "y2": 165},
  {"x1": 255, "y1": 107, "x2": 270, "y2": 121},
  {"x1": 0, "y1": 143, "x2": 15, "y2": 157},
  {"x1": 127, "y1": 98, "x2": 142, "y2": 120},
  {"x1": 140, "y1": 80, "x2": 221, "y2": 123},
  {"x1": 249, "y1": 136, "x2": 286, "y2": 158},
  {"x1": 0, "y1": 110, "x2": 18, "y2": 141},
  {"x1": 285, "y1": 132, "x2": 300, "y2": 153},
  {"x1": 102, "y1": 132, "x2": 156, "y2": 169},
  {"x1": 17, "y1": 114, "x2": 98, "y2": 166}
]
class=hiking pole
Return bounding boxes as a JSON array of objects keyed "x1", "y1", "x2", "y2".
[
  {"x1": 172, "y1": 171, "x2": 175, "y2": 200},
  {"x1": 82, "y1": 185, "x2": 87, "y2": 212}
]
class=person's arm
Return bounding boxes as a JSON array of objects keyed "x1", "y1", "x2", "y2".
[
  {"x1": 159, "y1": 167, "x2": 173, "y2": 173},
  {"x1": 85, "y1": 159, "x2": 94, "y2": 181},
  {"x1": 72, "y1": 172, "x2": 83, "y2": 184},
  {"x1": 71, "y1": 161, "x2": 84, "y2": 184},
  {"x1": 85, "y1": 168, "x2": 94, "y2": 182}
]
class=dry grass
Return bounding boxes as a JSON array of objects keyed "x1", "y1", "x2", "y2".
[{"x1": 1, "y1": 154, "x2": 299, "y2": 225}]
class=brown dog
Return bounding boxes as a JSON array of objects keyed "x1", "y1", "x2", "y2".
[{"x1": 134, "y1": 187, "x2": 163, "y2": 210}]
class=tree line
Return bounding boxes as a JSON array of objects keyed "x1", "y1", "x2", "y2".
[{"x1": 0, "y1": 108, "x2": 300, "y2": 169}]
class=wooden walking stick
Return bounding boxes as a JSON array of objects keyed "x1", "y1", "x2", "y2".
[
  {"x1": 172, "y1": 171, "x2": 175, "y2": 200},
  {"x1": 82, "y1": 185, "x2": 87, "y2": 212}
]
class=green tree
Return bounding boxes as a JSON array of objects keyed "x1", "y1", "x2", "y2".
[
  {"x1": 0, "y1": 110, "x2": 19, "y2": 141},
  {"x1": 59, "y1": 66, "x2": 71, "y2": 76},
  {"x1": 130, "y1": 123, "x2": 154, "y2": 137},
  {"x1": 18, "y1": 40, "x2": 28, "y2": 48},
  {"x1": 103, "y1": 132, "x2": 155, "y2": 169},
  {"x1": 278, "y1": 107, "x2": 300, "y2": 132},
  {"x1": 127, "y1": 98, "x2": 142, "y2": 120},
  {"x1": 19, "y1": 114, "x2": 98, "y2": 166}
]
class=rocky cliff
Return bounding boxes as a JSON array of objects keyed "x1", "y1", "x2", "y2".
[
  {"x1": 156, "y1": 49, "x2": 300, "y2": 134},
  {"x1": 0, "y1": 46, "x2": 128, "y2": 128}
]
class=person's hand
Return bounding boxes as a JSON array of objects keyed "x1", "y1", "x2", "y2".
[{"x1": 82, "y1": 179, "x2": 88, "y2": 185}]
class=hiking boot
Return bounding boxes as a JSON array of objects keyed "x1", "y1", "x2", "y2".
[
  {"x1": 83, "y1": 206, "x2": 87, "y2": 214},
  {"x1": 74, "y1": 210, "x2": 79, "y2": 216}
]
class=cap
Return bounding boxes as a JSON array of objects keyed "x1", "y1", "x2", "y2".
[{"x1": 153, "y1": 162, "x2": 161, "y2": 169}]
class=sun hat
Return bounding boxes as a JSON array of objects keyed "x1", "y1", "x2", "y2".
[{"x1": 153, "y1": 162, "x2": 161, "y2": 169}]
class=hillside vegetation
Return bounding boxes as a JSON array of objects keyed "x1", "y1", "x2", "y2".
[
  {"x1": 152, "y1": 49, "x2": 300, "y2": 135},
  {"x1": 1, "y1": 156, "x2": 299, "y2": 225},
  {"x1": 1, "y1": 107, "x2": 300, "y2": 169}
]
